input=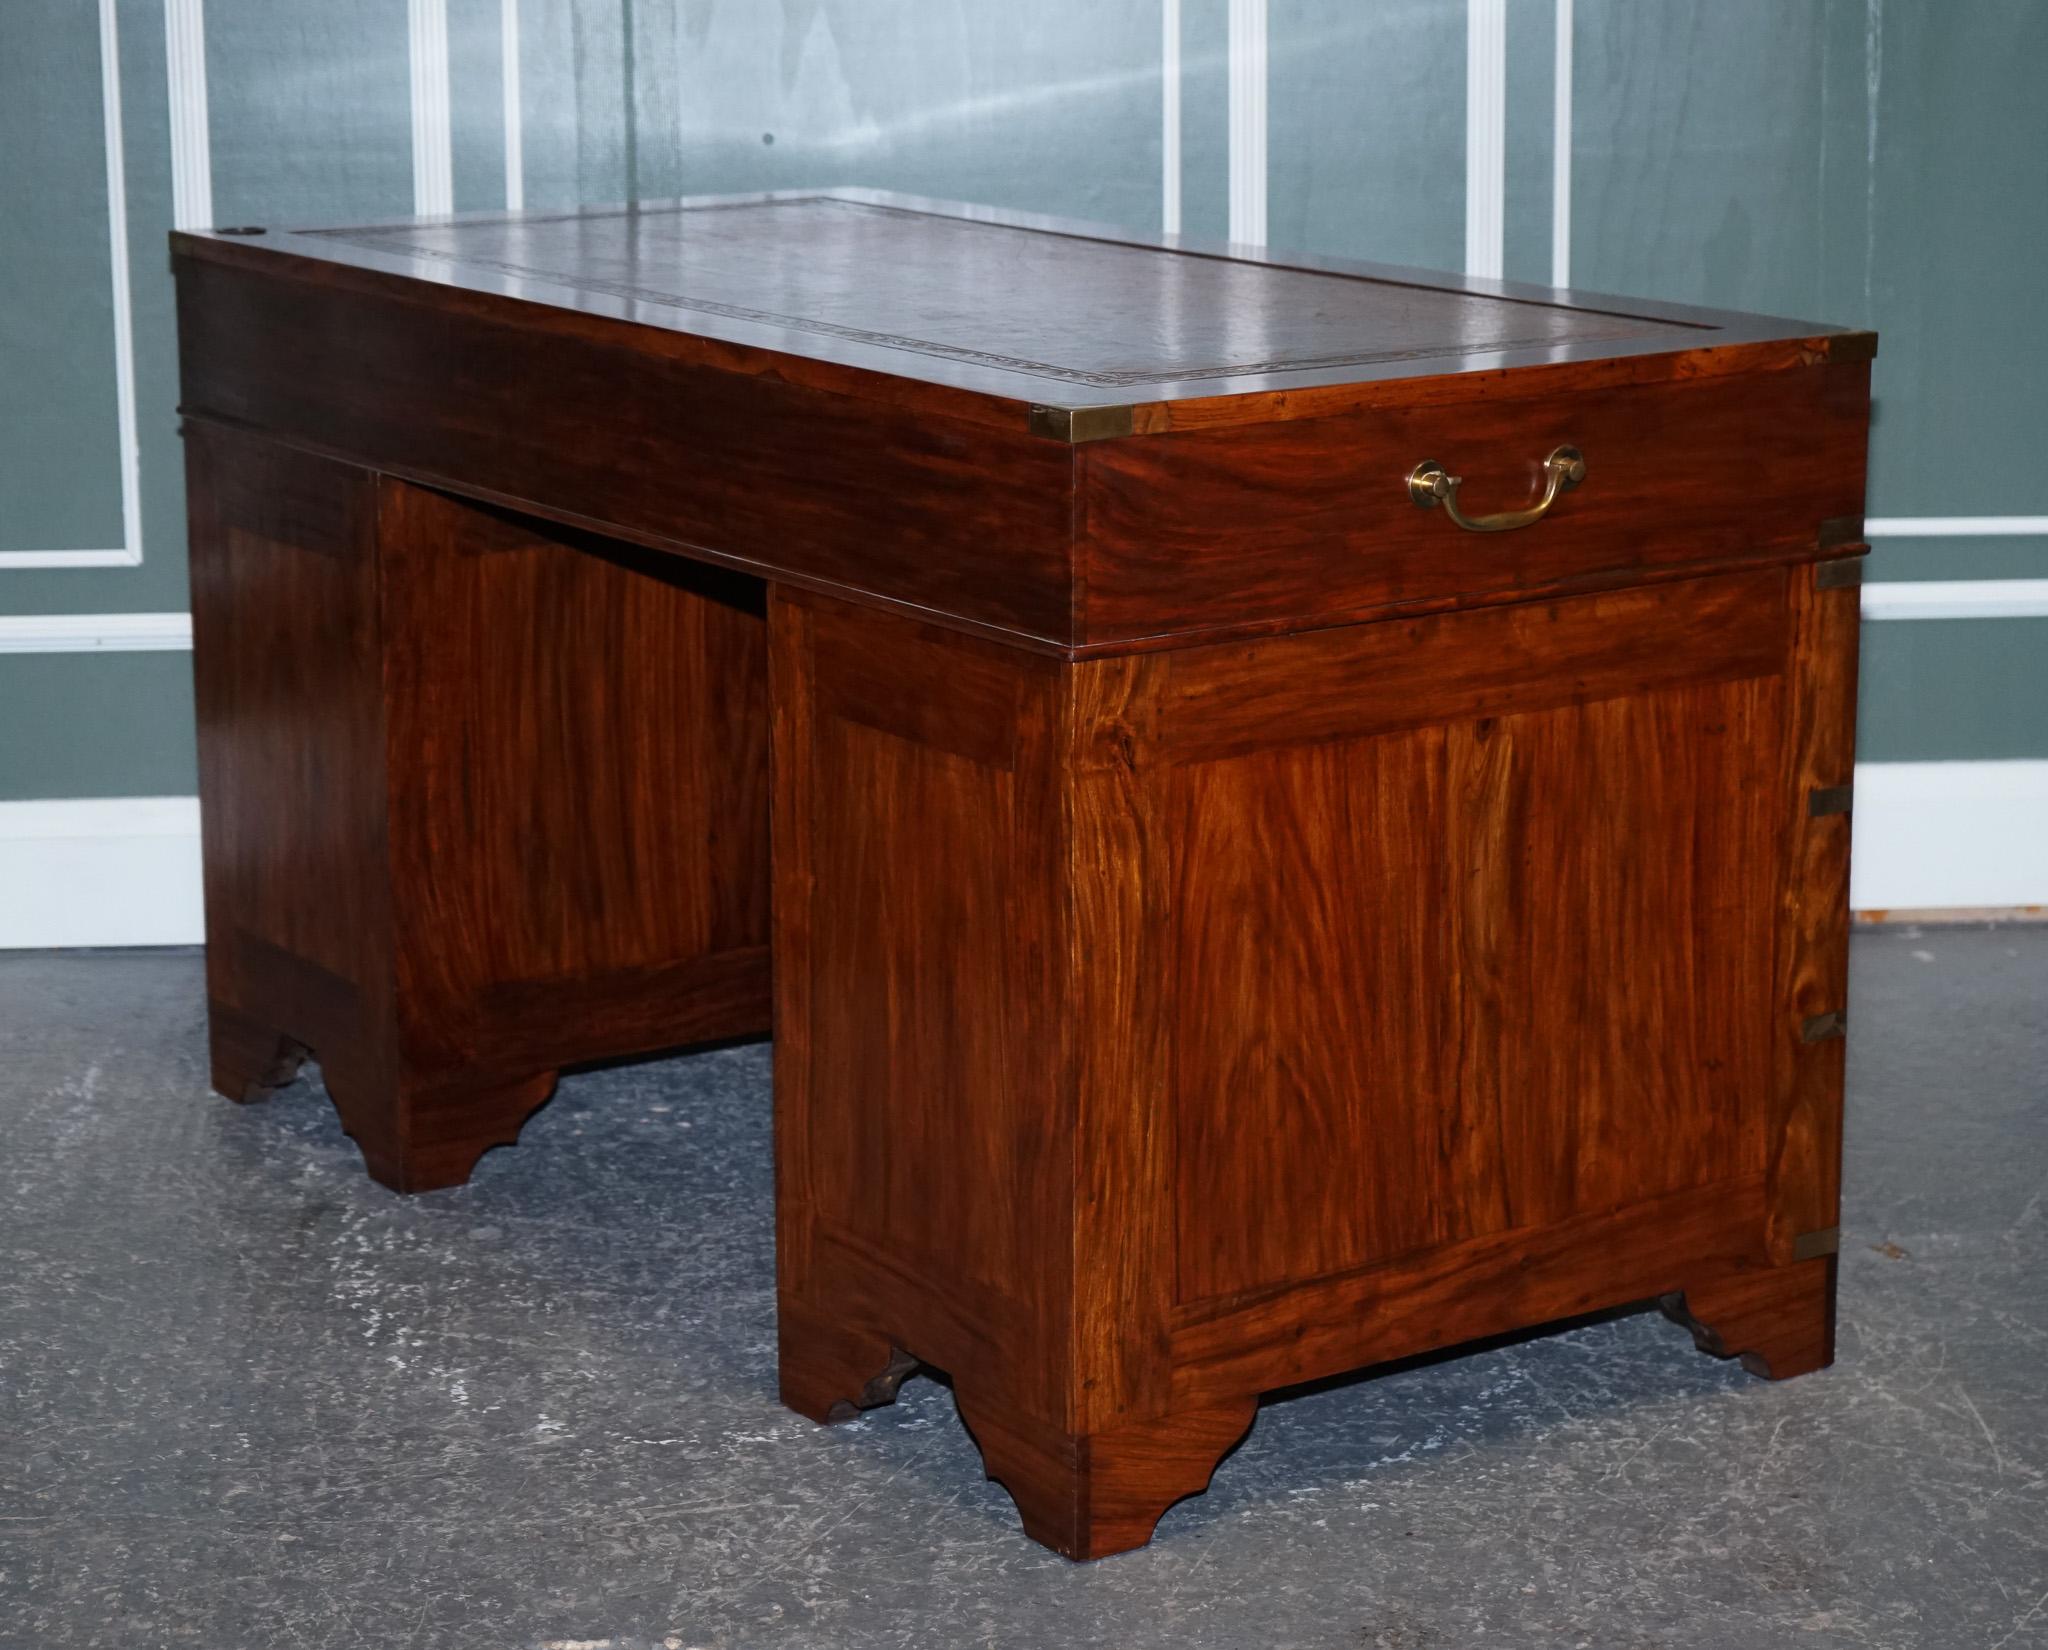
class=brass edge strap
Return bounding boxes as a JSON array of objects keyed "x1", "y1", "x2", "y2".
[
  {"x1": 1814, "y1": 558, "x2": 1865, "y2": 590},
  {"x1": 1791, "y1": 1225, "x2": 1842, "y2": 1261},
  {"x1": 1800, "y1": 1010, "x2": 1848, "y2": 1043},
  {"x1": 1809, "y1": 784, "x2": 1854, "y2": 818}
]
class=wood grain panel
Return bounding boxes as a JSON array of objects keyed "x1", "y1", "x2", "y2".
[
  {"x1": 379, "y1": 482, "x2": 771, "y2": 1077},
  {"x1": 774, "y1": 590, "x2": 1075, "y2": 1421},
  {"x1": 1065, "y1": 652, "x2": 1178, "y2": 1433},
  {"x1": 1171, "y1": 1176, "x2": 1772, "y2": 1401},
  {"x1": 1080, "y1": 365, "x2": 1868, "y2": 646},
  {"x1": 1443, "y1": 681, "x2": 1784, "y2": 1227},
  {"x1": 176, "y1": 256, "x2": 1078, "y2": 646},
  {"x1": 186, "y1": 424, "x2": 391, "y2": 1065},
  {"x1": 774, "y1": 570, "x2": 1844, "y2": 1559},
  {"x1": 1169, "y1": 666, "x2": 1785, "y2": 1305},
  {"x1": 1158, "y1": 567, "x2": 1789, "y2": 763},
  {"x1": 1766, "y1": 563, "x2": 1861, "y2": 1260},
  {"x1": 187, "y1": 431, "x2": 773, "y2": 1192},
  {"x1": 1169, "y1": 731, "x2": 1460, "y2": 1301},
  {"x1": 793, "y1": 601, "x2": 1063, "y2": 1308}
]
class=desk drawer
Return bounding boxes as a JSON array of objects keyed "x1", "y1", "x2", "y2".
[{"x1": 1077, "y1": 363, "x2": 1869, "y2": 648}]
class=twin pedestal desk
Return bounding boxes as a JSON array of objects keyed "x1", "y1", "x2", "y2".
[{"x1": 172, "y1": 191, "x2": 1871, "y2": 1559}]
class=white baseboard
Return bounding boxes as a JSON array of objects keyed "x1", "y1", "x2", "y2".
[
  {"x1": 1848, "y1": 760, "x2": 2048, "y2": 913},
  {"x1": 0, "y1": 766, "x2": 2041, "y2": 950},
  {"x1": 0, "y1": 798, "x2": 203, "y2": 949}
]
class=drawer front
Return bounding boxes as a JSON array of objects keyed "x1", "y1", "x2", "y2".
[{"x1": 1077, "y1": 363, "x2": 1869, "y2": 647}]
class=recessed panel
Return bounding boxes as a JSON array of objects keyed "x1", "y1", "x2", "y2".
[{"x1": 1172, "y1": 674, "x2": 1786, "y2": 1307}]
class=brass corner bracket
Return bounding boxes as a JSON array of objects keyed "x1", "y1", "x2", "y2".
[{"x1": 1028, "y1": 403, "x2": 1136, "y2": 444}]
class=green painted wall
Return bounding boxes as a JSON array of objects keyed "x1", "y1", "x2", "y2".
[
  {"x1": 0, "y1": 653, "x2": 198, "y2": 800},
  {"x1": 2, "y1": 0, "x2": 2041, "y2": 801}
]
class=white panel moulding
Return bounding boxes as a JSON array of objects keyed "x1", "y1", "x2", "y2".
[
  {"x1": 0, "y1": 614, "x2": 194, "y2": 654},
  {"x1": 1226, "y1": 0, "x2": 1266, "y2": 247},
  {"x1": 1, "y1": 0, "x2": 145, "y2": 571},
  {"x1": 409, "y1": 0, "x2": 455, "y2": 217},
  {"x1": 1860, "y1": 580, "x2": 2048, "y2": 621},
  {"x1": 1161, "y1": 0, "x2": 1182, "y2": 237},
  {"x1": 501, "y1": 0, "x2": 524, "y2": 210},
  {"x1": 1465, "y1": 0, "x2": 1507, "y2": 280},
  {"x1": 164, "y1": 0, "x2": 213, "y2": 231},
  {"x1": 1865, "y1": 516, "x2": 2048, "y2": 537},
  {"x1": 1551, "y1": 0, "x2": 1573, "y2": 288},
  {"x1": 1861, "y1": 517, "x2": 2048, "y2": 619}
]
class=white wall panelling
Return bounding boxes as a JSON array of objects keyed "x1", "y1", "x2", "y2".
[
  {"x1": 0, "y1": 799, "x2": 204, "y2": 949},
  {"x1": 0, "y1": 614, "x2": 193, "y2": 654},
  {"x1": 164, "y1": 0, "x2": 213, "y2": 231},
  {"x1": 1226, "y1": 0, "x2": 1266, "y2": 246},
  {"x1": 9, "y1": 6, "x2": 2044, "y2": 942},
  {"x1": 1862, "y1": 518, "x2": 2048, "y2": 619},
  {"x1": 1464, "y1": 0, "x2": 1506, "y2": 279},
  {"x1": 1849, "y1": 762, "x2": 2048, "y2": 912},
  {"x1": 501, "y1": 0, "x2": 524, "y2": 210},
  {"x1": 1861, "y1": 581, "x2": 2048, "y2": 622},
  {"x1": 1866, "y1": 516, "x2": 2048, "y2": 538},
  {"x1": 0, "y1": 0, "x2": 144, "y2": 571},
  {"x1": 408, "y1": 0, "x2": 455, "y2": 216},
  {"x1": 1551, "y1": 0, "x2": 1573, "y2": 287},
  {"x1": 1160, "y1": 0, "x2": 1181, "y2": 236}
]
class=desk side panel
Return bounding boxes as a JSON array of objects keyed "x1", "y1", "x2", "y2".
[
  {"x1": 186, "y1": 424, "x2": 396, "y2": 1095},
  {"x1": 174, "y1": 255, "x2": 1078, "y2": 647},
  {"x1": 377, "y1": 480, "x2": 773, "y2": 1080}
]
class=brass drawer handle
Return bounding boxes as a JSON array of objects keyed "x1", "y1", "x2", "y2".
[{"x1": 1407, "y1": 444, "x2": 1586, "y2": 533}]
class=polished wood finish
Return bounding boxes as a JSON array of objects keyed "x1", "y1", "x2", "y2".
[
  {"x1": 1078, "y1": 363, "x2": 1869, "y2": 645},
  {"x1": 177, "y1": 191, "x2": 1867, "y2": 1554},
  {"x1": 175, "y1": 253, "x2": 1074, "y2": 645},
  {"x1": 175, "y1": 190, "x2": 1869, "y2": 657},
  {"x1": 772, "y1": 563, "x2": 1858, "y2": 1558},
  {"x1": 186, "y1": 424, "x2": 770, "y2": 1191}
]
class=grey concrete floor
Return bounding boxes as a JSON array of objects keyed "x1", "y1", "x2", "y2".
[{"x1": 1, "y1": 929, "x2": 2044, "y2": 1649}]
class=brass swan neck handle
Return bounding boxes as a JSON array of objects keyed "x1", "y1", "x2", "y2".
[{"x1": 1407, "y1": 445, "x2": 1586, "y2": 533}]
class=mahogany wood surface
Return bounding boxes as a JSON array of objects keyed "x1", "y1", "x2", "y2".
[
  {"x1": 1078, "y1": 363, "x2": 1868, "y2": 645},
  {"x1": 771, "y1": 565, "x2": 1858, "y2": 1558},
  {"x1": 186, "y1": 424, "x2": 770, "y2": 1192},
  {"x1": 174, "y1": 190, "x2": 1870, "y2": 656},
  {"x1": 175, "y1": 191, "x2": 1868, "y2": 1555}
]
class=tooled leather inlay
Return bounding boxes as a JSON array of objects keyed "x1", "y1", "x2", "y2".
[{"x1": 315, "y1": 197, "x2": 1703, "y2": 389}]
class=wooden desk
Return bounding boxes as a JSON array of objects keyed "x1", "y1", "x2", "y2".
[{"x1": 173, "y1": 191, "x2": 1871, "y2": 1558}]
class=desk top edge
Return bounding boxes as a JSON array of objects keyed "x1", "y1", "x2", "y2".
[{"x1": 171, "y1": 187, "x2": 1877, "y2": 442}]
